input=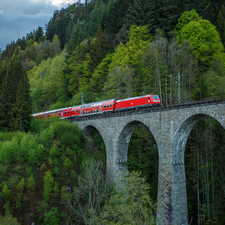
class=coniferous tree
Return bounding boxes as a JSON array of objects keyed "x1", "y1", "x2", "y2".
[
  {"x1": 66, "y1": 21, "x2": 88, "y2": 57},
  {"x1": 88, "y1": 0, "x2": 106, "y2": 37},
  {"x1": 0, "y1": 74, "x2": 10, "y2": 130},
  {"x1": 90, "y1": 26, "x2": 112, "y2": 68},
  {"x1": 217, "y1": 4, "x2": 225, "y2": 47},
  {"x1": 9, "y1": 77, "x2": 32, "y2": 131},
  {"x1": 126, "y1": 0, "x2": 154, "y2": 33},
  {"x1": 106, "y1": 0, "x2": 129, "y2": 34},
  {"x1": 152, "y1": 0, "x2": 180, "y2": 36},
  {"x1": 0, "y1": 57, "x2": 32, "y2": 131},
  {"x1": 35, "y1": 26, "x2": 44, "y2": 43}
]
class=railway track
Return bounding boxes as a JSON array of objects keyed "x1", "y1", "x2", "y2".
[{"x1": 66, "y1": 97, "x2": 225, "y2": 122}]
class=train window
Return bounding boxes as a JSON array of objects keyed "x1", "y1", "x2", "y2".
[
  {"x1": 152, "y1": 95, "x2": 159, "y2": 99},
  {"x1": 107, "y1": 105, "x2": 109, "y2": 108},
  {"x1": 148, "y1": 97, "x2": 150, "y2": 99},
  {"x1": 104, "y1": 106, "x2": 106, "y2": 108},
  {"x1": 91, "y1": 111, "x2": 93, "y2": 113},
  {"x1": 110, "y1": 105, "x2": 112, "y2": 107},
  {"x1": 64, "y1": 112, "x2": 66, "y2": 115},
  {"x1": 68, "y1": 111, "x2": 70, "y2": 114},
  {"x1": 97, "y1": 110, "x2": 98, "y2": 112}
]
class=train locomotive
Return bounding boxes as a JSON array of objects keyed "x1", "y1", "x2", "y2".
[{"x1": 32, "y1": 94, "x2": 161, "y2": 120}]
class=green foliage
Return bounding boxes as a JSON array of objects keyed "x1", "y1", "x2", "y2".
[
  {"x1": 126, "y1": 0, "x2": 154, "y2": 30},
  {"x1": 71, "y1": 169, "x2": 77, "y2": 179},
  {"x1": 128, "y1": 124, "x2": 158, "y2": 202},
  {"x1": 43, "y1": 170, "x2": 54, "y2": 201},
  {"x1": 61, "y1": 186, "x2": 69, "y2": 200},
  {"x1": 27, "y1": 174, "x2": 35, "y2": 193},
  {"x1": 44, "y1": 207, "x2": 60, "y2": 225},
  {"x1": 63, "y1": 158, "x2": 73, "y2": 171},
  {"x1": 2, "y1": 184, "x2": 10, "y2": 199},
  {"x1": 176, "y1": 11, "x2": 225, "y2": 68},
  {"x1": 104, "y1": 25, "x2": 151, "y2": 98},
  {"x1": 28, "y1": 50, "x2": 67, "y2": 112},
  {"x1": 0, "y1": 137, "x2": 20, "y2": 165},
  {"x1": 217, "y1": 4, "x2": 225, "y2": 47},
  {"x1": 16, "y1": 178, "x2": 25, "y2": 200},
  {"x1": 175, "y1": 9, "x2": 201, "y2": 33},
  {"x1": 106, "y1": 0, "x2": 129, "y2": 34},
  {"x1": 100, "y1": 171, "x2": 156, "y2": 224},
  {"x1": 88, "y1": 0, "x2": 106, "y2": 37},
  {"x1": 0, "y1": 57, "x2": 32, "y2": 131},
  {"x1": 0, "y1": 131, "x2": 25, "y2": 142},
  {"x1": 0, "y1": 214, "x2": 20, "y2": 224},
  {"x1": 69, "y1": 4, "x2": 75, "y2": 13}
]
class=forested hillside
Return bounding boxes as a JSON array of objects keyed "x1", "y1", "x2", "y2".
[{"x1": 0, "y1": 0, "x2": 225, "y2": 224}]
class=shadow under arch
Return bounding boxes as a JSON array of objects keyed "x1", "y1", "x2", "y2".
[
  {"x1": 171, "y1": 113, "x2": 225, "y2": 225},
  {"x1": 82, "y1": 125, "x2": 107, "y2": 164},
  {"x1": 117, "y1": 120, "x2": 159, "y2": 176},
  {"x1": 172, "y1": 113, "x2": 225, "y2": 162}
]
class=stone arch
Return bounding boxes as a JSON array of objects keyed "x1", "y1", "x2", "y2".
[
  {"x1": 173, "y1": 113, "x2": 225, "y2": 163},
  {"x1": 171, "y1": 112, "x2": 225, "y2": 225},
  {"x1": 116, "y1": 120, "x2": 159, "y2": 174},
  {"x1": 81, "y1": 124, "x2": 107, "y2": 154}
]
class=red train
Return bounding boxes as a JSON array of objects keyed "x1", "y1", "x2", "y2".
[{"x1": 32, "y1": 94, "x2": 161, "y2": 119}]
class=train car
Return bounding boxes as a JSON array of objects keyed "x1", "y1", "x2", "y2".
[
  {"x1": 77, "y1": 99, "x2": 116, "y2": 116},
  {"x1": 32, "y1": 106, "x2": 71, "y2": 119},
  {"x1": 32, "y1": 94, "x2": 161, "y2": 120},
  {"x1": 115, "y1": 94, "x2": 160, "y2": 111}
]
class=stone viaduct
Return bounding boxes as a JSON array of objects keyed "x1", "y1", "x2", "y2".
[{"x1": 70, "y1": 101, "x2": 225, "y2": 225}]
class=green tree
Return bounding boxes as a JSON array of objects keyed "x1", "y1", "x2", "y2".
[
  {"x1": 27, "y1": 174, "x2": 35, "y2": 193},
  {"x1": 0, "y1": 57, "x2": 32, "y2": 131},
  {"x1": 9, "y1": 78, "x2": 32, "y2": 131},
  {"x1": 175, "y1": 9, "x2": 201, "y2": 34},
  {"x1": 104, "y1": 25, "x2": 151, "y2": 97},
  {"x1": 100, "y1": 171, "x2": 156, "y2": 224},
  {"x1": 217, "y1": 4, "x2": 225, "y2": 47},
  {"x1": 44, "y1": 207, "x2": 60, "y2": 225},
  {"x1": 152, "y1": 0, "x2": 180, "y2": 36},
  {"x1": 43, "y1": 170, "x2": 54, "y2": 201},
  {"x1": 88, "y1": 0, "x2": 106, "y2": 37},
  {"x1": 176, "y1": 11, "x2": 225, "y2": 68},
  {"x1": 16, "y1": 178, "x2": 25, "y2": 201},
  {"x1": 0, "y1": 214, "x2": 20, "y2": 225},
  {"x1": 106, "y1": 0, "x2": 129, "y2": 34},
  {"x1": 2, "y1": 184, "x2": 10, "y2": 200},
  {"x1": 90, "y1": 26, "x2": 112, "y2": 69},
  {"x1": 89, "y1": 53, "x2": 113, "y2": 96},
  {"x1": 35, "y1": 26, "x2": 44, "y2": 42},
  {"x1": 64, "y1": 159, "x2": 112, "y2": 224},
  {"x1": 126, "y1": 0, "x2": 154, "y2": 31}
]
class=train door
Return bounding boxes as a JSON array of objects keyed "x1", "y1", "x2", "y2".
[
  {"x1": 80, "y1": 110, "x2": 82, "y2": 115},
  {"x1": 99, "y1": 107, "x2": 102, "y2": 112}
]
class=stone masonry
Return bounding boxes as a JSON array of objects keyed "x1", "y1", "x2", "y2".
[{"x1": 74, "y1": 101, "x2": 225, "y2": 225}]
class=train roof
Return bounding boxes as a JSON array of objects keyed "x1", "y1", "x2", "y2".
[
  {"x1": 32, "y1": 106, "x2": 72, "y2": 117},
  {"x1": 118, "y1": 95, "x2": 147, "y2": 102},
  {"x1": 72, "y1": 99, "x2": 116, "y2": 109}
]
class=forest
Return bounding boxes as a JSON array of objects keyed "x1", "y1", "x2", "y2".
[{"x1": 0, "y1": 0, "x2": 225, "y2": 224}]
